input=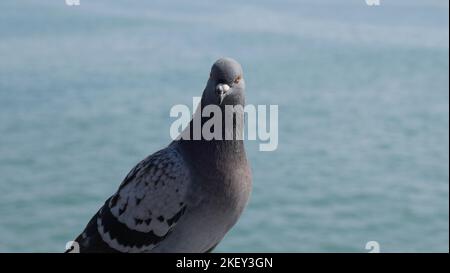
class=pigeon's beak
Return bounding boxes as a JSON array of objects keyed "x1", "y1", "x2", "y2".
[{"x1": 216, "y1": 83, "x2": 230, "y2": 105}]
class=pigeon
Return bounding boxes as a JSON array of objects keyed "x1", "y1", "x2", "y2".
[{"x1": 69, "y1": 57, "x2": 252, "y2": 253}]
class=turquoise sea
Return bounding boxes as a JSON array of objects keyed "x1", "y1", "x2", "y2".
[{"x1": 0, "y1": 0, "x2": 448, "y2": 252}]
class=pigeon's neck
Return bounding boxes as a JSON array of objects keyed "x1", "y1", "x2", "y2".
[
  {"x1": 175, "y1": 103, "x2": 246, "y2": 168},
  {"x1": 178, "y1": 138, "x2": 246, "y2": 164}
]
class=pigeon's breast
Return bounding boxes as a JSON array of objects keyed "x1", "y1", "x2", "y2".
[{"x1": 152, "y1": 165, "x2": 252, "y2": 252}]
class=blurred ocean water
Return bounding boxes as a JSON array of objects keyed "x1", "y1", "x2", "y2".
[{"x1": 0, "y1": 0, "x2": 448, "y2": 252}]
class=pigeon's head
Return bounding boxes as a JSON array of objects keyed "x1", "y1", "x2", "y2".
[{"x1": 202, "y1": 57, "x2": 245, "y2": 107}]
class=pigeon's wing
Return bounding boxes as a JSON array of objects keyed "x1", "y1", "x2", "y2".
[{"x1": 74, "y1": 147, "x2": 190, "y2": 253}]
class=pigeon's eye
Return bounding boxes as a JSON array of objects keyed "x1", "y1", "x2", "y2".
[{"x1": 234, "y1": 75, "x2": 242, "y2": 84}]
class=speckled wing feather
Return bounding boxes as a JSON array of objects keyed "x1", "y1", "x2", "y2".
[{"x1": 75, "y1": 147, "x2": 190, "y2": 253}]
